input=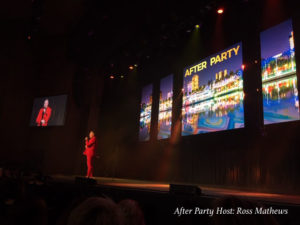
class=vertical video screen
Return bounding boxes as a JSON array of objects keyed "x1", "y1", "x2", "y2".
[
  {"x1": 182, "y1": 42, "x2": 244, "y2": 136},
  {"x1": 139, "y1": 84, "x2": 153, "y2": 141},
  {"x1": 158, "y1": 75, "x2": 173, "y2": 139},
  {"x1": 260, "y1": 19, "x2": 299, "y2": 124},
  {"x1": 29, "y1": 95, "x2": 68, "y2": 127}
]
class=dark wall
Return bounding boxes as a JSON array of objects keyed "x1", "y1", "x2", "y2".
[{"x1": 1, "y1": 0, "x2": 300, "y2": 195}]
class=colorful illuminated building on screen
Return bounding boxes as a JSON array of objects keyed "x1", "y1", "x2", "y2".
[
  {"x1": 139, "y1": 84, "x2": 153, "y2": 141},
  {"x1": 182, "y1": 70, "x2": 243, "y2": 116},
  {"x1": 158, "y1": 75, "x2": 173, "y2": 139},
  {"x1": 260, "y1": 19, "x2": 299, "y2": 124}
]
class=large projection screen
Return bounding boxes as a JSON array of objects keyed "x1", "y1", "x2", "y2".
[
  {"x1": 29, "y1": 95, "x2": 68, "y2": 127},
  {"x1": 260, "y1": 19, "x2": 299, "y2": 124},
  {"x1": 182, "y1": 42, "x2": 244, "y2": 136},
  {"x1": 158, "y1": 74, "x2": 173, "y2": 140},
  {"x1": 139, "y1": 84, "x2": 153, "y2": 141}
]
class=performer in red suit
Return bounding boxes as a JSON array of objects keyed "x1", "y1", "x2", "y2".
[
  {"x1": 36, "y1": 99, "x2": 52, "y2": 126},
  {"x1": 83, "y1": 131, "x2": 97, "y2": 177}
]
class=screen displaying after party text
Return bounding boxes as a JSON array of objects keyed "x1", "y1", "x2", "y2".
[
  {"x1": 139, "y1": 84, "x2": 153, "y2": 141},
  {"x1": 260, "y1": 19, "x2": 299, "y2": 124},
  {"x1": 29, "y1": 95, "x2": 68, "y2": 127},
  {"x1": 182, "y1": 42, "x2": 244, "y2": 136},
  {"x1": 158, "y1": 74, "x2": 173, "y2": 139}
]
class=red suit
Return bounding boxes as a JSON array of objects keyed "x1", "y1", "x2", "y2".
[
  {"x1": 36, "y1": 107, "x2": 52, "y2": 126},
  {"x1": 83, "y1": 136, "x2": 97, "y2": 177}
]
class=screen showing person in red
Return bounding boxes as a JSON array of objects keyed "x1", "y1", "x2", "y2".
[
  {"x1": 29, "y1": 95, "x2": 67, "y2": 127},
  {"x1": 36, "y1": 99, "x2": 52, "y2": 126}
]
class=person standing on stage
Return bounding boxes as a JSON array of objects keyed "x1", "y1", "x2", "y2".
[
  {"x1": 36, "y1": 99, "x2": 52, "y2": 126},
  {"x1": 83, "y1": 130, "x2": 97, "y2": 177}
]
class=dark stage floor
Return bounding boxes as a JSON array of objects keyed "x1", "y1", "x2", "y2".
[{"x1": 52, "y1": 175, "x2": 300, "y2": 206}]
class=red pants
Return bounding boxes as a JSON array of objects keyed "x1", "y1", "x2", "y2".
[{"x1": 86, "y1": 155, "x2": 94, "y2": 177}]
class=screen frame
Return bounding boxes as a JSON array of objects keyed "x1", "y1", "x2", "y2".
[
  {"x1": 260, "y1": 19, "x2": 300, "y2": 125},
  {"x1": 181, "y1": 42, "x2": 245, "y2": 137},
  {"x1": 29, "y1": 94, "x2": 68, "y2": 128},
  {"x1": 138, "y1": 84, "x2": 153, "y2": 141}
]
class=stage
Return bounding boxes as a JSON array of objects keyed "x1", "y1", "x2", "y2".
[{"x1": 51, "y1": 175, "x2": 300, "y2": 206}]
